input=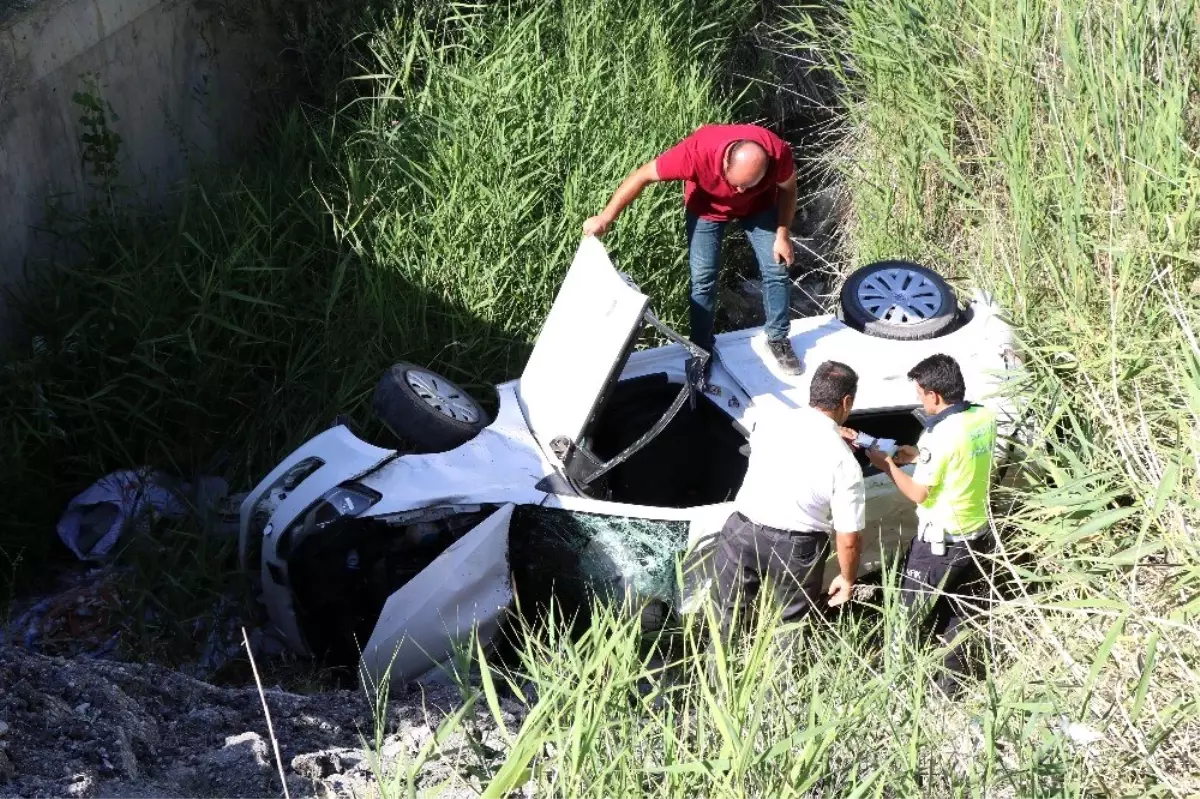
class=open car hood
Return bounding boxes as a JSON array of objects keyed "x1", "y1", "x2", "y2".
[{"x1": 516, "y1": 236, "x2": 650, "y2": 462}]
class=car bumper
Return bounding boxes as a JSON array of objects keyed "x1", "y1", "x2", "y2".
[{"x1": 239, "y1": 425, "x2": 396, "y2": 655}]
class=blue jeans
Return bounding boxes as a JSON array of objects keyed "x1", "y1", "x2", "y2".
[{"x1": 685, "y1": 206, "x2": 791, "y2": 353}]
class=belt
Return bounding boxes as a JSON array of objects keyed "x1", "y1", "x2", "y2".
[
  {"x1": 735, "y1": 511, "x2": 825, "y2": 537},
  {"x1": 917, "y1": 520, "x2": 990, "y2": 545}
]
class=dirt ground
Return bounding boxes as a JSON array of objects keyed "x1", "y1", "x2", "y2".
[{"x1": 0, "y1": 645, "x2": 524, "y2": 798}]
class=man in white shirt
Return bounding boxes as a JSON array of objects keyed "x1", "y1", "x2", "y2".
[{"x1": 710, "y1": 360, "x2": 866, "y2": 634}]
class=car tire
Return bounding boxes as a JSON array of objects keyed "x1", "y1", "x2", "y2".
[
  {"x1": 373, "y1": 363, "x2": 488, "y2": 453},
  {"x1": 840, "y1": 260, "x2": 959, "y2": 340}
]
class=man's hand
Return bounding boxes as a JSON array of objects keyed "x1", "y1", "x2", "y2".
[
  {"x1": 870, "y1": 446, "x2": 931, "y2": 504},
  {"x1": 773, "y1": 231, "x2": 795, "y2": 266},
  {"x1": 892, "y1": 445, "x2": 919, "y2": 466},
  {"x1": 864, "y1": 446, "x2": 891, "y2": 471},
  {"x1": 838, "y1": 426, "x2": 859, "y2": 445},
  {"x1": 828, "y1": 574, "x2": 853, "y2": 607},
  {"x1": 583, "y1": 214, "x2": 613, "y2": 237}
]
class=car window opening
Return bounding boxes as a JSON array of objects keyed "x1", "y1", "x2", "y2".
[
  {"x1": 845, "y1": 407, "x2": 925, "y2": 475},
  {"x1": 585, "y1": 372, "x2": 749, "y2": 508}
]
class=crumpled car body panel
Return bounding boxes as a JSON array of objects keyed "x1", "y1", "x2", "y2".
[{"x1": 359, "y1": 504, "x2": 515, "y2": 688}]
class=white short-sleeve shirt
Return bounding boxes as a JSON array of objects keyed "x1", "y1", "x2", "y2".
[{"x1": 734, "y1": 405, "x2": 866, "y2": 534}]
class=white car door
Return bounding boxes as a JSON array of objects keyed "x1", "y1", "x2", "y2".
[{"x1": 516, "y1": 236, "x2": 650, "y2": 462}]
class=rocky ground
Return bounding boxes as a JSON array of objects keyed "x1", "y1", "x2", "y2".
[{"x1": 0, "y1": 645, "x2": 523, "y2": 798}]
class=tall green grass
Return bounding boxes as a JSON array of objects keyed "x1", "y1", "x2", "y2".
[
  {"x1": 796, "y1": 0, "x2": 1200, "y2": 792},
  {"x1": 366, "y1": 574, "x2": 1101, "y2": 798},
  {"x1": 1, "y1": 0, "x2": 761, "y2": 601},
  {"x1": 332, "y1": 0, "x2": 758, "y2": 322}
]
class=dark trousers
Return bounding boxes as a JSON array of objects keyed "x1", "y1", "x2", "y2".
[
  {"x1": 898, "y1": 531, "x2": 995, "y2": 695},
  {"x1": 710, "y1": 511, "x2": 830, "y2": 639}
]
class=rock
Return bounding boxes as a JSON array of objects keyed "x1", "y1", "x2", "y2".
[
  {"x1": 216, "y1": 731, "x2": 271, "y2": 768},
  {"x1": 0, "y1": 720, "x2": 9, "y2": 737},
  {"x1": 292, "y1": 748, "x2": 365, "y2": 780},
  {"x1": 115, "y1": 727, "x2": 139, "y2": 779},
  {"x1": 185, "y1": 706, "x2": 224, "y2": 728}
]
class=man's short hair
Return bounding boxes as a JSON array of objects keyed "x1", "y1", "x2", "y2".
[
  {"x1": 907, "y1": 354, "x2": 966, "y2": 404},
  {"x1": 809, "y1": 360, "x2": 858, "y2": 411}
]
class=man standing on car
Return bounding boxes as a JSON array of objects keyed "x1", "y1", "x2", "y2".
[
  {"x1": 581, "y1": 123, "x2": 804, "y2": 376},
  {"x1": 863, "y1": 353, "x2": 998, "y2": 698},
  {"x1": 708, "y1": 360, "x2": 864, "y2": 638}
]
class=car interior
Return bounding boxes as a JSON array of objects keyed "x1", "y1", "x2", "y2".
[
  {"x1": 585, "y1": 372, "x2": 750, "y2": 508},
  {"x1": 582, "y1": 372, "x2": 927, "y2": 507}
]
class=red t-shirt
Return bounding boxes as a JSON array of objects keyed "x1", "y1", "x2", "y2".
[{"x1": 655, "y1": 124, "x2": 795, "y2": 221}]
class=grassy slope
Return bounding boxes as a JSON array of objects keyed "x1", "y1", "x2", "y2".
[{"x1": 819, "y1": 0, "x2": 1200, "y2": 791}]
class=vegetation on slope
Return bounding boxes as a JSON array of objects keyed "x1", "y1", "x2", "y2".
[
  {"x1": 366, "y1": 1, "x2": 1200, "y2": 796},
  {"x1": 438, "y1": 1, "x2": 1200, "y2": 795},
  {"x1": 3, "y1": 0, "x2": 1198, "y2": 794},
  {"x1": 0, "y1": 0, "x2": 761, "y2": 600}
]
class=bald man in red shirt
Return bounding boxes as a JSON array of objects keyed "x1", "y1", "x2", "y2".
[{"x1": 583, "y1": 123, "x2": 803, "y2": 375}]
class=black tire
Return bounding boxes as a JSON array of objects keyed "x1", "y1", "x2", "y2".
[
  {"x1": 372, "y1": 363, "x2": 487, "y2": 453},
  {"x1": 840, "y1": 260, "x2": 959, "y2": 340}
]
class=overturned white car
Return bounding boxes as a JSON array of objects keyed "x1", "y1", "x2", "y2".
[{"x1": 239, "y1": 237, "x2": 1019, "y2": 687}]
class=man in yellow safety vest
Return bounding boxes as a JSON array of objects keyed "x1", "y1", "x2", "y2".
[{"x1": 864, "y1": 353, "x2": 998, "y2": 698}]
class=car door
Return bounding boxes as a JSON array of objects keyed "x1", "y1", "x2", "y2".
[{"x1": 516, "y1": 236, "x2": 650, "y2": 467}]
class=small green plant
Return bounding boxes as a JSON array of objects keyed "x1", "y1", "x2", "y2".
[{"x1": 72, "y1": 73, "x2": 123, "y2": 187}]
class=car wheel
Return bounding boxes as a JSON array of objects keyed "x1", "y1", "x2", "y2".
[
  {"x1": 372, "y1": 363, "x2": 488, "y2": 453},
  {"x1": 840, "y1": 260, "x2": 959, "y2": 340}
]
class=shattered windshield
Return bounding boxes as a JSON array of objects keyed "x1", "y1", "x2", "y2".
[{"x1": 509, "y1": 505, "x2": 690, "y2": 628}]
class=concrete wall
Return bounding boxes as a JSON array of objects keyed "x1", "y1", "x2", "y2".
[{"x1": 0, "y1": 0, "x2": 277, "y2": 339}]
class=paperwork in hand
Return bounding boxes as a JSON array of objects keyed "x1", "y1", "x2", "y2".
[{"x1": 853, "y1": 431, "x2": 898, "y2": 457}]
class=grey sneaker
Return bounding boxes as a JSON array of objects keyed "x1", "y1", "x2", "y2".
[{"x1": 767, "y1": 338, "x2": 804, "y2": 375}]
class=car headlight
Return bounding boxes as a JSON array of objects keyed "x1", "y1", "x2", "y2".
[
  {"x1": 242, "y1": 457, "x2": 327, "y2": 570},
  {"x1": 312, "y1": 483, "x2": 382, "y2": 524},
  {"x1": 279, "y1": 457, "x2": 326, "y2": 491},
  {"x1": 275, "y1": 483, "x2": 382, "y2": 560},
  {"x1": 252, "y1": 457, "x2": 326, "y2": 530}
]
